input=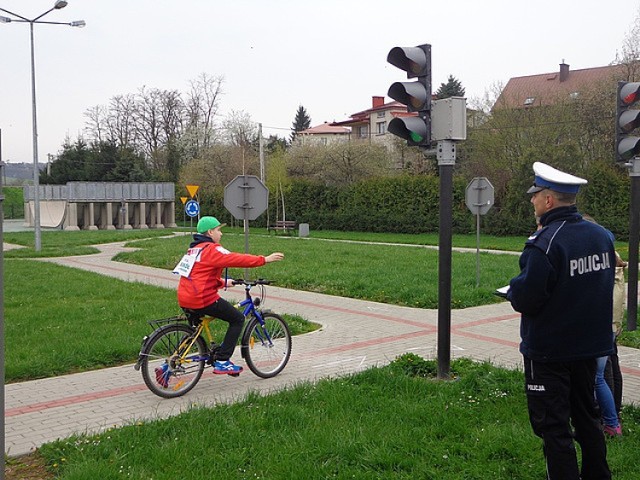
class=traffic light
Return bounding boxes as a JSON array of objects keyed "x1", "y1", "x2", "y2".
[
  {"x1": 616, "y1": 81, "x2": 640, "y2": 162},
  {"x1": 386, "y1": 44, "x2": 432, "y2": 147}
]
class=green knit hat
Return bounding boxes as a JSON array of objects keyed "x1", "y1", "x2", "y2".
[{"x1": 196, "y1": 216, "x2": 225, "y2": 233}]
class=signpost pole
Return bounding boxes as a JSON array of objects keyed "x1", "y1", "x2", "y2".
[
  {"x1": 242, "y1": 175, "x2": 251, "y2": 280},
  {"x1": 465, "y1": 177, "x2": 494, "y2": 289},
  {"x1": 476, "y1": 211, "x2": 481, "y2": 288}
]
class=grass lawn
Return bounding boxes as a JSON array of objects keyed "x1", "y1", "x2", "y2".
[
  {"x1": 27, "y1": 356, "x2": 640, "y2": 480},
  {"x1": 3, "y1": 229, "x2": 639, "y2": 479}
]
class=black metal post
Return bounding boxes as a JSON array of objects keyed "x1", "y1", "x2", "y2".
[
  {"x1": 627, "y1": 161, "x2": 640, "y2": 331},
  {"x1": 436, "y1": 140, "x2": 455, "y2": 379}
]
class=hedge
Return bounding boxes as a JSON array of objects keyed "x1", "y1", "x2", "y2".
[{"x1": 179, "y1": 162, "x2": 631, "y2": 240}]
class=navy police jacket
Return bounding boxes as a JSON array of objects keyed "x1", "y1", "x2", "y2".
[{"x1": 507, "y1": 205, "x2": 615, "y2": 362}]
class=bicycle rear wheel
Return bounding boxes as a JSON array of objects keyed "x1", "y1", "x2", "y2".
[
  {"x1": 241, "y1": 312, "x2": 292, "y2": 378},
  {"x1": 140, "y1": 324, "x2": 208, "y2": 398}
]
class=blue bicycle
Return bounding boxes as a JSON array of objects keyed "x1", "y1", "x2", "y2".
[{"x1": 135, "y1": 279, "x2": 292, "y2": 398}]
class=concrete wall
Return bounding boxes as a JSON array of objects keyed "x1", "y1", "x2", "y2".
[{"x1": 23, "y1": 182, "x2": 177, "y2": 231}]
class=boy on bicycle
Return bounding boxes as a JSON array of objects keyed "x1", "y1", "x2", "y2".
[{"x1": 176, "y1": 216, "x2": 284, "y2": 374}]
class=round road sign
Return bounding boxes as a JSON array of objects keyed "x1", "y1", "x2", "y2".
[{"x1": 185, "y1": 199, "x2": 200, "y2": 218}]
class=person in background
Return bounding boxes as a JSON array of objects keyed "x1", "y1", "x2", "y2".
[
  {"x1": 175, "y1": 216, "x2": 284, "y2": 375},
  {"x1": 606, "y1": 252, "x2": 627, "y2": 428},
  {"x1": 583, "y1": 215, "x2": 625, "y2": 437},
  {"x1": 507, "y1": 162, "x2": 614, "y2": 480}
]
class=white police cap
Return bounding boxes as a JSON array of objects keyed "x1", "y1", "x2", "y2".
[{"x1": 526, "y1": 162, "x2": 587, "y2": 194}]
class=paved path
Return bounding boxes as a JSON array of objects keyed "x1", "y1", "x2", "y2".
[{"x1": 5, "y1": 242, "x2": 640, "y2": 457}]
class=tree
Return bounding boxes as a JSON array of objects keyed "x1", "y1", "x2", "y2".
[
  {"x1": 290, "y1": 105, "x2": 311, "y2": 143},
  {"x1": 614, "y1": 5, "x2": 640, "y2": 81},
  {"x1": 105, "y1": 145, "x2": 149, "y2": 182},
  {"x1": 435, "y1": 75, "x2": 466, "y2": 99},
  {"x1": 82, "y1": 72, "x2": 225, "y2": 177},
  {"x1": 40, "y1": 139, "x2": 90, "y2": 184},
  {"x1": 182, "y1": 73, "x2": 224, "y2": 158},
  {"x1": 40, "y1": 139, "x2": 150, "y2": 184},
  {"x1": 265, "y1": 135, "x2": 288, "y2": 154},
  {"x1": 223, "y1": 110, "x2": 258, "y2": 149},
  {"x1": 179, "y1": 143, "x2": 260, "y2": 192},
  {"x1": 286, "y1": 142, "x2": 392, "y2": 186}
]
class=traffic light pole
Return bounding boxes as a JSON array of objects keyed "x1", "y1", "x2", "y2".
[
  {"x1": 627, "y1": 158, "x2": 640, "y2": 331},
  {"x1": 436, "y1": 140, "x2": 456, "y2": 379}
]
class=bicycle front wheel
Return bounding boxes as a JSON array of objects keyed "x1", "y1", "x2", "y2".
[
  {"x1": 241, "y1": 312, "x2": 292, "y2": 378},
  {"x1": 140, "y1": 324, "x2": 208, "y2": 398}
]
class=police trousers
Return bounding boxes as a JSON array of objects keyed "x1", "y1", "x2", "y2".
[{"x1": 523, "y1": 356, "x2": 611, "y2": 480}]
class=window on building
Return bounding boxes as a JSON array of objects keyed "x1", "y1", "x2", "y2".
[
  {"x1": 377, "y1": 111, "x2": 386, "y2": 118},
  {"x1": 377, "y1": 121, "x2": 386, "y2": 135},
  {"x1": 359, "y1": 126, "x2": 368, "y2": 138}
]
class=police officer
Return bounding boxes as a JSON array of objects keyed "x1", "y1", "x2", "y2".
[{"x1": 507, "y1": 162, "x2": 615, "y2": 480}]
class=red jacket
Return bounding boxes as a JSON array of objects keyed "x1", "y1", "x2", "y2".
[{"x1": 177, "y1": 238, "x2": 266, "y2": 309}]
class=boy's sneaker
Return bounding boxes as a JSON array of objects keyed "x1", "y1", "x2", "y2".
[
  {"x1": 213, "y1": 360, "x2": 243, "y2": 375},
  {"x1": 155, "y1": 364, "x2": 170, "y2": 388},
  {"x1": 603, "y1": 424, "x2": 622, "y2": 437}
]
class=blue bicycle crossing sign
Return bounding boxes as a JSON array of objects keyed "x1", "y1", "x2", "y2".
[{"x1": 185, "y1": 199, "x2": 200, "y2": 218}]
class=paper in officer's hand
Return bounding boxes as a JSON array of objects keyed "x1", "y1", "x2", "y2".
[{"x1": 494, "y1": 285, "x2": 510, "y2": 298}]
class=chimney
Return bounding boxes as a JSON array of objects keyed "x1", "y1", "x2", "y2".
[
  {"x1": 372, "y1": 96, "x2": 385, "y2": 108},
  {"x1": 559, "y1": 61, "x2": 569, "y2": 82}
]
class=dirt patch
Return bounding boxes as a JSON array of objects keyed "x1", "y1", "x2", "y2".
[{"x1": 5, "y1": 453, "x2": 54, "y2": 480}]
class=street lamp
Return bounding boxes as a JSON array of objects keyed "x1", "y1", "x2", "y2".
[{"x1": 0, "y1": 1, "x2": 85, "y2": 251}]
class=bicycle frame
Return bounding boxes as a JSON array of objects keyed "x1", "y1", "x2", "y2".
[
  {"x1": 177, "y1": 318, "x2": 214, "y2": 364},
  {"x1": 237, "y1": 286, "x2": 275, "y2": 348}
]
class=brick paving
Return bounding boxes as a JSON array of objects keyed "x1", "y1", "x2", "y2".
[{"x1": 4, "y1": 241, "x2": 640, "y2": 457}]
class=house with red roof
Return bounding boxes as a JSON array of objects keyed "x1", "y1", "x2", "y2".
[
  {"x1": 296, "y1": 122, "x2": 351, "y2": 145},
  {"x1": 494, "y1": 62, "x2": 628, "y2": 109},
  {"x1": 330, "y1": 96, "x2": 413, "y2": 145}
]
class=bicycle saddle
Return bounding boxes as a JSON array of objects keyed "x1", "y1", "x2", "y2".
[{"x1": 181, "y1": 308, "x2": 203, "y2": 325}]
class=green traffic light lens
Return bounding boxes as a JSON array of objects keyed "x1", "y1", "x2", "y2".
[{"x1": 409, "y1": 132, "x2": 424, "y2": 143}]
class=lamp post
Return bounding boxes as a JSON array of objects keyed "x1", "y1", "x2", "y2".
[{"x1": 0, "y1": 1, "x2": 85, "y2": 251}]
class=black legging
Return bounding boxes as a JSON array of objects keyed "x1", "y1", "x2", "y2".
[{"x1": 192, "y1": 297, "x2": 245, "y2": 361}]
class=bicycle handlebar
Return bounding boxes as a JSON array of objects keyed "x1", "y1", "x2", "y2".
[{"x1": 231, "y1": 278, "x2": 271, "y2": 287}]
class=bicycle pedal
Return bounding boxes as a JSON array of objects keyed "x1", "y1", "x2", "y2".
[{"x1": 229, "y1": 373, "x2": 240, "y2": 377}]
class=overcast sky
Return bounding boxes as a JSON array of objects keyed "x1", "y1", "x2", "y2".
[{"x1": 0, "y1": 0, "x2": 638, "y2": 163}]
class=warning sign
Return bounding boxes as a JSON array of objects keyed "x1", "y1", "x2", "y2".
[{"x1": 186, "y1": 185, "x2": 200, "y2": 198}]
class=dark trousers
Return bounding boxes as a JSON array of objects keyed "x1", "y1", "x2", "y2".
[
  {"x1": 193, "y1": 298, "x2": 244, "y2": 361},
  {"x1": 523, "y1": 356, "x2": 611, "y2": 480}
]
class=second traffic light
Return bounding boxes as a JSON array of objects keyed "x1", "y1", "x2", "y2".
[
  {"x1": 387, "y1": 44, "x2": 432, "y2": 147},
  {"x1": 616, "y1": 81, "x2": 640, "y2": 162}
]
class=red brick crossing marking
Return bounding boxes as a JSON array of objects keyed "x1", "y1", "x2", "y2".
[
  {"x1": 453, "y1": 330, "x2": 520, "y2": 349},
  {"x1": 454, "y1": 313, "x2": 520, "y2": 328},
  {"x1": 452, "y1": 313, "x2": 521, "y2": 348},
  {"x1": 6, "y1": 384, "x2": 147, "y2": 417},
  {"x1": 268, "y1": 294, "x2": 436, "y2": 329},
  {"x1": 298, "y1": 326, "x2": 439, "y2": 358}
]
